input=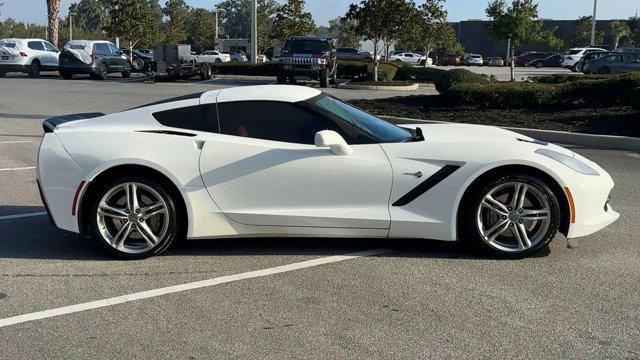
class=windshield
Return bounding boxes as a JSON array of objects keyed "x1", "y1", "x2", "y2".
[
  {"x1": 568, "y1": 49, "x2": 581, "y2": 55},
  {"x1": 306, "y1": 94, "x2": 412, "y2": 143},
  {"x1": 283, "y1": 40, "x2": 329, "y2": 53}
]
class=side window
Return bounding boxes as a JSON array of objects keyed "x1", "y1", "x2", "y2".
[
  {"x1": 152, "y1": 104, "x2": 218, "y2": 133},
  {"x1": 27, "y1": 41, "x2": 45, "y2": 51},
  {"x1": 218, "y1": 101, "x2": 344, "y2": 144},
  {"x1": 108, "y1": 44, "x2": 119, "y2": 55},
  {"x1": 93, "y1": 43, "x2": 107, "y2": 54},
  {"x1": 43, "y1": 41, "x2": 57, "y2": 52}
]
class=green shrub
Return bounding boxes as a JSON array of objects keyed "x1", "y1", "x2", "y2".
[
  {"x1": 371, "y1": 62, "x2": 397, "y2": 82},
  {"x1": 532, "y1": 73, "x2": 613, "y2": 84},
  {"x1": 558, "y1": 72, "x2": 640, "y2": 107},
  {"x1": 446, "y1": 82, "x2": 558, "y2": 108},
  {"x1": 395, "y1": 66, "x2": 447, "y2": 82},
  {"x1": 632, "y1": 87, "x2": 640, "y2": 111},
  {"x1": 434, "y1": 68, "x2": 490, "y2": 93},
  {"x1": 337, "y1": 60, "x2": 369, "y2": 79},
  {"x1": 213, "y1": 62, "x2": 279, "y2": 76}
]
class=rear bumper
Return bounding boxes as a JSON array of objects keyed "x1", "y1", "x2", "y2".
[
  {"x1": 0, "y1": 64, "x2": 30, "y2": 73},
  {"x1": 59, "y1": 63, "x2": 100, "y2": 74}
]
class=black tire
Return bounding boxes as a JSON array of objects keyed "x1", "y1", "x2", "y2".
[
  {"x1": 0, "y1": 71, "x2": 6, "y2": 78},
  {"x1": 89, "y1": 176, "x2": 180, "y2": 259},
  {"x1": 29, "y1": 60, "x2": 41, "y2": 78},
  {"x1": 215, "y1": 58, "x2": 222, "y2": 63},
  {"x1": 535, "y1": 61, "x2": 543, "y2": 68},
  {"x1": 319, "y1": 68, "x2": 329, "y2": 88},
  {"x1": 598, "y1": 66, "x2": 611, "y2": 75},
  {"x1": 121, "y1": 64, "x2": 131, "y2": 78},
  {"x1": 459, "y1": 173, "x2": 561, "y2": 258},
  {"x1": 97, "y1": 63, "x2": 108, "y2": 80},
  {"x1": 276, "y1": 69, "x2": 287, "y2": 84},
  {"x1": 60, "y1": 70, "x2": 73, "y2": 79},
  {"x1": 200, "y1": 63, "x2": 212, "y2": 80}
]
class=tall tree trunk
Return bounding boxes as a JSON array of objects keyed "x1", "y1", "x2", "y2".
[
  {"x1": 373, "y1": 38, "x2": 379, "y2": 82},
  {"x1": 510, "y1": 44, "x2": 515, "y2": 82},
  {"x1": 46, "y1": 0, "x2": 61, "y2": 47}
]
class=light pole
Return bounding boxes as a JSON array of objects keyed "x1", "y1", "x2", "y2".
[
  {"x1": 250, "y1": 0, "x2": 258, "y2": 64},
  {"x1": 69, "y1": 12, "x2": 76, "y2": 41},
  {"x1": 590, "y1": 0, "x2": 598, "y2": 46},
  {"x1": 114, "y1": 4, "x2": 120, "y2": 48}
]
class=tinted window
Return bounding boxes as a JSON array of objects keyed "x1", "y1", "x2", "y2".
[
  {"x1": 218, "y1": 101, "x2": 344, "y2": 144},
  {"x1": 283, "y1": 40, "x2": 329, "y2": 53},
  {"x1": 93, "y1": 43, "x2": 110, "y2": 54},
  {"x1": 28, "y1": 41, "x2": 44, "y2": 50},
  {"x1": 0, "y1": 41, "x2": 16, "y2": 48},
  {"x1": 108, "y1": 44, "x2": 119, "y2": 55},
  {"x1": 70, "y1": 44, "x2": 86, "y2": 50},
  {"x1": 153, "y1": 105, "x2": 218, "y2": 133},
  {"x1": 568, "y1": 49, "x2": 581, "y2": 55},
  {"x1": 43, "y1": 41, "x2": 57, "y2": 52},
  {"x1": 306, "y1": 94, "x2": 411, "y2": 143}
]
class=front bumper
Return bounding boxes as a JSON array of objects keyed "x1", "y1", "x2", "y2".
[{"x1": 279, "y1": 65, "x2": 324, "y2": 76}]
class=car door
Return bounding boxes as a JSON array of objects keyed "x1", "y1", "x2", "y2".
[
  {"x1": 198, "y1": 100, "x2": 393, "y2": 230},
  {"x1": 27, "y1": 40, "x2": 46, "y2": 64},
  {"x1": 621, "y1": 55, "x2": 640, "y2": 73},
  {"x1": 108, "y1": 43, "x2": 126, "y2": 70},
  {"x1": 41, "y1": 41, "x2": 59, "y2": 68}
]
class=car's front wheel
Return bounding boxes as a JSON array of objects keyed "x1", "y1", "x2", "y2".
[
  {"x1": 89, "y1": 177, "x2": 179, "y2": 259},
  {"x1": 460, "y1": 173, "x2": 561, "y2": 258}
]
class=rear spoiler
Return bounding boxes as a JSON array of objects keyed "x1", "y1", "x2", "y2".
[{"x1": 43, "y1": 113, "x2": 105, "y2": 133}]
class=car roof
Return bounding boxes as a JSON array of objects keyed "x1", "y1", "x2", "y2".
[
  {"x1": 200, "y1": 85, "x2": 322, "y2": 104},
  {"x1": 66, "y1": 40, "x2": 113, "y2": 48}
]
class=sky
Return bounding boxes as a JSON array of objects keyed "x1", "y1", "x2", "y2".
[{"x1": 1, "y1": 0, "x2": 638, "y2": 26}]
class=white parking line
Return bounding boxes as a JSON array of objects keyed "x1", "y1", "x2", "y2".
[
  {"x1": 0, "y1": 212, "x2": 47, "y2": 221},
  {"x1": 0, "y1": 248, "x2": 391, "y2": 328},
  {"x1": 0, "y1": 166, "x2": 36, "y2": 172},
  {"x1": 0, "y1": 141, "x2": 31, "y2": 144}
]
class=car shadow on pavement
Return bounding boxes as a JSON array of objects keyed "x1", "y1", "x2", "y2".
[{"x1": 0, "y1": 205, "x2": 549, "y2": 261}]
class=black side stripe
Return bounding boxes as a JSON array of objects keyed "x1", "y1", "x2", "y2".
[{"x1": 392, "y1": 165, "x2": 461, "y2": 207}]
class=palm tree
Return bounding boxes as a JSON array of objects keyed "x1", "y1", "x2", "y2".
[
  {"x1": 46, "y1": 0, "x2": 61, "y2": 47},
  {"x1": 607, "y1": 20, "x2": 631, "y2": 50}
]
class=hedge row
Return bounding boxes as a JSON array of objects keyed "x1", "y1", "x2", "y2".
[
  {"x1": 213, "y1": 62, "x2": 279, "y2": 76},
  {"x1": 633, "y1": 87, "x2": 640, "y2": 111},
  {"x1": 394, "y1": 65, "x2": 447, "y2": 82},
  {"x1": 531, "y1": 73, "x2": 614, "y2": 84},
  {"x1": 434, "y1": 68, "x2": 491, "y2": 93},
  {"x1": 445, "y1": 72, "x2": 640, "y2": 108}
]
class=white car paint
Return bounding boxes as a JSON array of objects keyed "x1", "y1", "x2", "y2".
[
  {"x1": 196, "y1": 50, "x2": 231, "y2": 64},
  {"x1": 389, "y1": 52, "x2": 426, "y2": 65},
  {"x1": 465, "y1": 54, "x2": 483, "y2": 66},
  {"x1": 37, "y1": 85, "x2": 619, "y2": 250},
  {"x1": 561, "y1": 47, "x2": 606, "y2": 68},
  {"x1": 0, "y1": 38, "x2": 59, "y2": 74}
]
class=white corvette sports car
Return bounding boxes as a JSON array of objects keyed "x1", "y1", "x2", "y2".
[{"x1": 37, "y1": 85, "x2": 619, "y2": 259}]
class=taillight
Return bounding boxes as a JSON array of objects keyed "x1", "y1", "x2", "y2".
[
  {"x1": 19, "y1": 52, "x2": 27, "y2": 57},
  {"x1": 90, "y1": 54, "x2": 97, "y2": 60}
]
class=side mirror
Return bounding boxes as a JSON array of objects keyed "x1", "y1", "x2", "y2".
[{"x1": 315, "y1": 130, "x2": 352, "y2": 156}]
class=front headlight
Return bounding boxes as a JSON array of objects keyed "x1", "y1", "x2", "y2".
[{"x1": 535, "y1": 149, "x2": 599, "y2": 176}]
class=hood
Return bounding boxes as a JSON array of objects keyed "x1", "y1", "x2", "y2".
[{"x1": 399, "y1": 122, "x2": 576, "y2": 157}]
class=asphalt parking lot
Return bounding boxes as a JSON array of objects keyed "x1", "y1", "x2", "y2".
[{"x1": 1, "y1": 74, "x2": 638, "y2": 359}]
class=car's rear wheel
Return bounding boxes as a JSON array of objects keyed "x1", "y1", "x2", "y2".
[
  {"x1": 535, "y1": 61, "x2": 543, "y2": 68},
  {"x1": 0, "y1": 70, "x2": 6, "y2": 77},
  {"x1": 89, "y1": 177, "x2": 179, "y2": 259},
  {"x1": 319, "y1": 68, "x2": 329, "y2": 88},
  {"x1": 200, "y1": 63, "x2": 212, "y2": 80},
  {"x1": 29, "y1": 60, "x2": 41, "y2": 78},
  {"x1": 460, "y1": 173, "x2": 561, "y2": 258},
  {"x1": 121, "y1": 64, "x2": 131, "y2": 78},
  {"x1": 97, "y1": 63, "x2": 108, "y2": 80}
]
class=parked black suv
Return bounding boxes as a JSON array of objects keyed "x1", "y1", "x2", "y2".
[
  {"x1": 277, "y1": 36, "x2": 337, "y2": 88},
  {"x1": 59, "y1": 40, "x2": 131, "y2": 80}
]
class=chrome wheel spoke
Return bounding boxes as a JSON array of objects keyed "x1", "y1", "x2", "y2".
[
  {"x1": 513, "y1": 223, "x2": 532, "y2": 250},
  {"x1": 125, "y1": 183, "x2": 139, "y2": 211},
  {"x1": 512, "y1": 183, "x2": 528, "y2": 209},
  {"x1": 98, "y1": 204, "x2": 128, "y2": 219},
  {"x1": 482, "y1": 195, "x2": 508, "y2": 216},
  {"x1": 521, "y1": 208, "x2": 550, "y2": 221},
  {"x1": 137, "y1": 222, "x2": 159, "y2": 247},
  {"x1": 483, "y1": 218, "x2": 510, "y2": 242},
  {"x1": 140, "y1": 202, "x2": 166, "y2": 219},
  {"x1": 112, "y1": 222, "x2": 133, "y2": 249}
]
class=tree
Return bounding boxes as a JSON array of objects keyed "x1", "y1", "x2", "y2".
[
  {"x1": 379, "y1": 0, "x2": 415, "y2": 60},
  {"x1": 105, "y1": 0, "x2": 157, "y2": 59},
  {"x1": 163, "y1": 0, "x2": 190, "y2": 43},
  {"x1": 607, "y1": 20, "x2": 631, "y2": 50},
  {"x1": 315, "y1": 17, "x2": 360, "y2": 47},
  {"x1": 346, "y1": 0, "x2": 387, "y2": 81},
  {"x1": 46, "y1": 0, "x2": 61, "y2": 47},
  {"x1": 485, "y1": 0, "x2": 546, "y2": 81},
  {"x1": 530, "y1": 27, "x2": 564, "y2": 51},
  {"x1": 256, "y1": 0, "x2": 279, "y2": 54},
  {"x1": 271, "y1": 0, "x2": 316, "y2": 41},
  {"x1": 570, "y1": 16, "x2": 603, "y2": 47},
  {"x1": 68, "y1": 0, "x2": 109, "y2": 33},
  {"x1": 188, "y1": 8, "x2": 217, "y2": 52}
]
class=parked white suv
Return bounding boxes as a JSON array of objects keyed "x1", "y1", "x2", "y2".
[
  {"x1": 561, "y1": 47, "x2": 606, "y2": 71},
  {"x1": 0, "y1": 38, "x2": 59, "y2": 77}
]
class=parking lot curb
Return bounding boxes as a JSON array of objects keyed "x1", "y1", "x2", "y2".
[
  {"x1": 338, "y1": 81, "x2": 421, "y2": 91},
  {"x1": 381, "y1": 116, "x2": 640, "y2": 152}
]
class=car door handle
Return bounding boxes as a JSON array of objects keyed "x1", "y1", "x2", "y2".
[{"x1": 403, "y1": 171, "x2": 423, "y2": 178}]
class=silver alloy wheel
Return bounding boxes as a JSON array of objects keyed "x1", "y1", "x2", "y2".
[
  {"x1": 96, "y1": 182, "x2": 169, "y2": 254},
  {"x1": 476, "y1": 182, "x2": 551, "y2": 253}
]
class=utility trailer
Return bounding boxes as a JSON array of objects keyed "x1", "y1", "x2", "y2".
[{"x1": 146, "y1": 44, "x2": 213, "y2": 82}]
